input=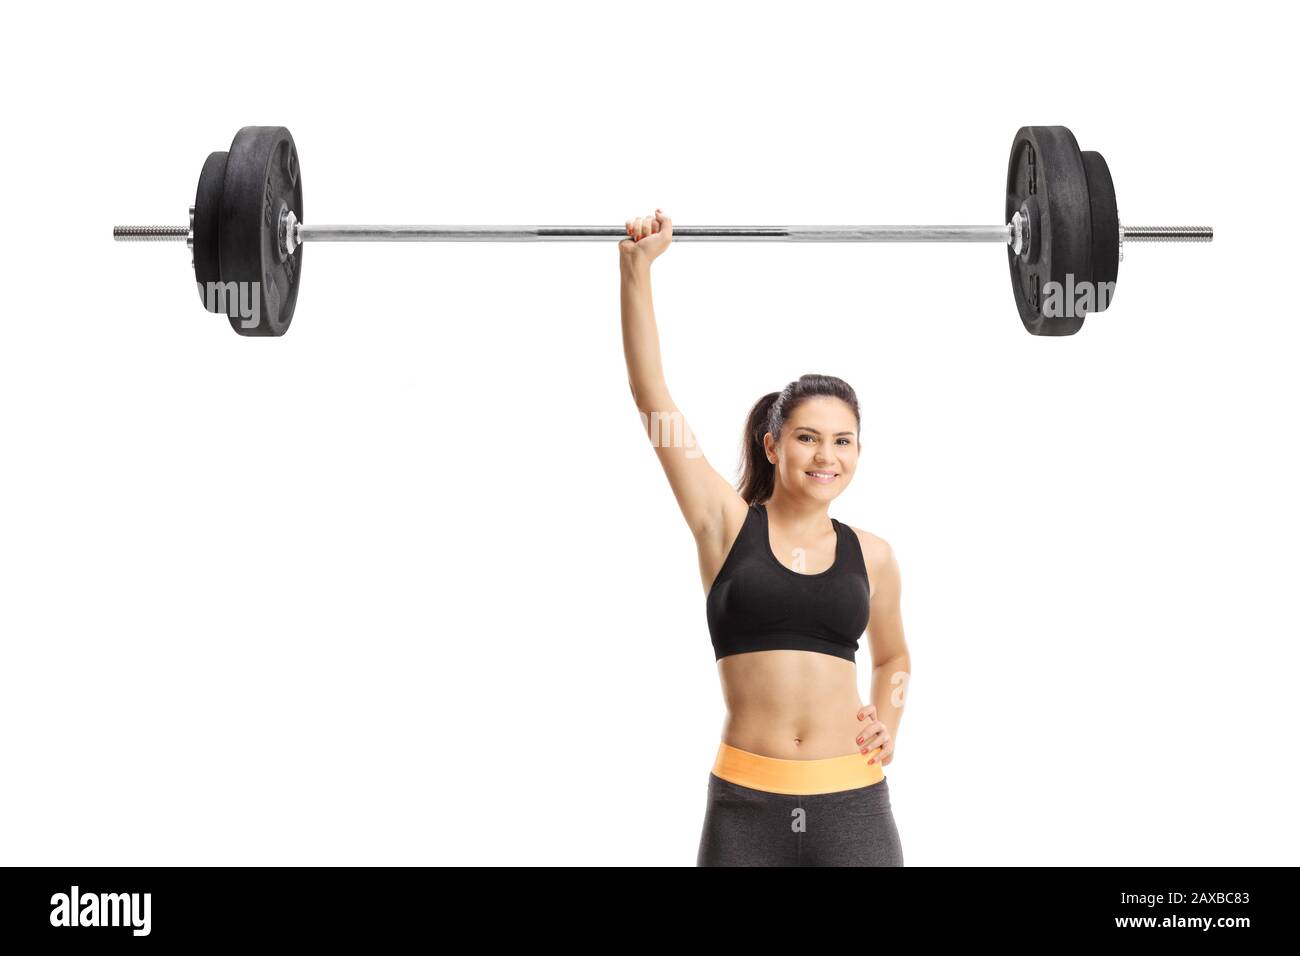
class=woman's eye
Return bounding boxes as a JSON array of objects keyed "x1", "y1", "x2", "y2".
[{"x1": 799, "y1": 434, "x2": 851, "y2": 445}]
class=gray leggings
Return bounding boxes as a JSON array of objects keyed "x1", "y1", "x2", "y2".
[{"x1": 696, "y1": 772, "x2": 904, "y2": 866}]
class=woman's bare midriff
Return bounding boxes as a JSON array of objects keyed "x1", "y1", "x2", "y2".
[{"x1": 717, "y1": 649, "x2": 866, "y2": 760}]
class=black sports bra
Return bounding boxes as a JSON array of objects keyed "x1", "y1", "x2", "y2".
[{"x1": 706, "y1": 502, "x2": 871, "y2": 663}]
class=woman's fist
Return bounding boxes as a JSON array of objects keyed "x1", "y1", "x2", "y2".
[{"x1": 620, "y1": 209, "x2": 673, "y2": 268}]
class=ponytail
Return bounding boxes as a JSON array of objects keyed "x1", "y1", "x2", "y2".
[{"x1": 737, "y1": 391, "x2": 781, "y2": 505}]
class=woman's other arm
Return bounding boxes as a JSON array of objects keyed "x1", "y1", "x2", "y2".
[{"x1": 856, "y1": 529, "x2": 911, "y2": 767}]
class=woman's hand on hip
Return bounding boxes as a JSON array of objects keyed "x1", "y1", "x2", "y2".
[
  {"x1": 620, "y1": 209, "x2": 673, "y2": 269},
  {"x1": 856, "y1": 703, "x2": 894, "y2": 766}
]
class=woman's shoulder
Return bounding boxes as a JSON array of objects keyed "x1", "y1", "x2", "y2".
[{"x1": 842, "y1": 522, "x2": 897, "y2": 572}]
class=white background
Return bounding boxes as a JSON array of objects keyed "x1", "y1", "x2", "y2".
[{"x1": 2, "y1": 1, "x2": 1295, "y2": 865}]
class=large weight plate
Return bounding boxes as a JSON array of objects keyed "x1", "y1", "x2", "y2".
[
  {"x1": 1006, "y1": 126, "x2": 1092, "y2": 335},
  {"x1": 217, "y1": 126, "x2": 303, "y2": 336}
]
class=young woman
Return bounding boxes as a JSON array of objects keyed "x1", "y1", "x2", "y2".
[{"x1": 620, "y1": 210, "x2": 911, "y2": 866}]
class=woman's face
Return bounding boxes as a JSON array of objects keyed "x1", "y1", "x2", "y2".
[{"x1": 765, "y1": 396, "x2": 860, "y2": 501}]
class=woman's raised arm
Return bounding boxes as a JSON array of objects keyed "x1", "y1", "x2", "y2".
[{"x1": 621, "y1": 210, "x2": 740, "y2": 541}]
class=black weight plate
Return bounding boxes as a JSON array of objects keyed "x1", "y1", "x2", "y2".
[
  {"x1": 218, "y1": 126, "x2": 303, "y2": 336},
  {"x1": 192, "y1": 150, "x2": 227, "y2": 312},
  {"x1": 1081, "y1": 150, "x2": 1118, "y2": 312},
  {"x1": 1005, "y1": 126, "x2": 1092, "y2": 335}
]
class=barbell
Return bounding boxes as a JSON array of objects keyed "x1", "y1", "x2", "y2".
[{"x1": 113, "y1": 125, "x2": 1212, "y2": 337}]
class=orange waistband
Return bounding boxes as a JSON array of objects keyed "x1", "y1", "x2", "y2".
[{"x1": 711, "y1": 741, "x2": 885, "y2": 795}]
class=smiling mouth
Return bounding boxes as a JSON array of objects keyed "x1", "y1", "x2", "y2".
[{"x1": 805, "y1": 471, "x2": 838, "y2": 481}]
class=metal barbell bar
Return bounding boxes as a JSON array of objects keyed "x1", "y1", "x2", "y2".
[{"x1": 115, "y1": 221, "x2": 1213, "y2": 244}]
